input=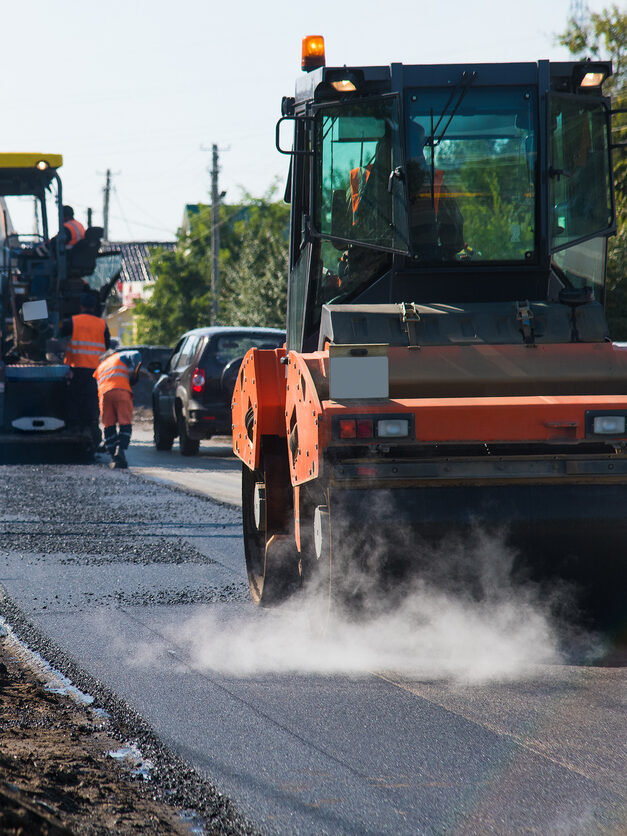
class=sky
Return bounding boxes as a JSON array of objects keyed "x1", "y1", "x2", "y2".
[{"x1": 0, "y1": 0, "x2": 612, "y2": 242}]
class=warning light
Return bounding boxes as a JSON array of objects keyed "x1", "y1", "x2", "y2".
[{"x1": 302, "y1": 35, "x2": 325, "y2": 72}]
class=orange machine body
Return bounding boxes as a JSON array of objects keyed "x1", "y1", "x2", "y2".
[{"x1": 232, "y1": 340, "x2": 627, "y2": 551}]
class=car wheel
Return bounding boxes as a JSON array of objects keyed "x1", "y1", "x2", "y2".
[
  {"x1": 153, "y1": 410, "x2": 175, "y2": 451},
  {"x1": 177, "y1": 409, "x2": 200, "y2": 456}
]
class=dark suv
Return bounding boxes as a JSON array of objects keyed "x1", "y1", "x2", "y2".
[{"x1": 150, "y1": 326, "x2": 285, "y2": 455}]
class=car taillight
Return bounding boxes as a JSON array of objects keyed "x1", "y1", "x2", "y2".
[{"x1": 191, "y1": 367, "x2": 205, "y2": 393}]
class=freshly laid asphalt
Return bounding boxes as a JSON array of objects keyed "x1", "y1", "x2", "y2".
[{"x1": 0, "y1": 433, "x2": 625, "y2": 834}]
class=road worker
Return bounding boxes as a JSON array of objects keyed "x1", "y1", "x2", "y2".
[
  {"x1": 60, "y1": 293, "x2": 110, "y2": 445},
  {"x1": 93, "y1": 349, "x2": 141, "y2": 469},
  {"x1": 35, "y1": 205, "x2": 86, "y2": 256},
  {"x1": 61, "y1": 205, "x2": 86, "y2": 248}
]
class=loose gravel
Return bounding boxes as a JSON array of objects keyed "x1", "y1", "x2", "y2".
[{"x1": 0, "y1": 460, "x2": 256, "y2": 835}]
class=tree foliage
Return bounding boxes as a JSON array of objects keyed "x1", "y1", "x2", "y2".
[
  {"x1": 134, "y1": 193, "x2": 289, "y2": 345},
  {"x1": 558, "y1": 5, "x2": 627, "y2": 337},
  {"x1": 220, "y1": 197, "x2": 289, "y2": 328}
]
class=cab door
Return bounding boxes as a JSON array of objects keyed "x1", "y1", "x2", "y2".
[{"x1": 549, "y1": 94, "x2": 614, "y2": 300}]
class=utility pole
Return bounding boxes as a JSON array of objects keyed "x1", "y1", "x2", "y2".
[
  {"x1": 103, "y1": 169, "x2": 112, "y2": 242},
  {"x1": 211, "y1": 144, "x2": 220, "y2": 325}
]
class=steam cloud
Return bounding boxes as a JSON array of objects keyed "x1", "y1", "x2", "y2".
[{"x1": 135, "y1": 529, "x2": 577, "y2": 684}]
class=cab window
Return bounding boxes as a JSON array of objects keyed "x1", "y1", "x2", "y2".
[
  {"x1": 314, "y1": 96, "x2": 408, "y2": 253},
  {"x1": 406, "y1": 86, "x2": 537, "y2": 263},
  {"x1": 550, "y1": 95, "x2": 613, "y2": 251}
]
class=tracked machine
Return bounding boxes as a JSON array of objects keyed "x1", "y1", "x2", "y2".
[
  {"x1": 0, "y1": 154, "x2": 117, "y2": 450},
  {"x1": 232, "y1": 38, "x2": 627, "y2": 624}
]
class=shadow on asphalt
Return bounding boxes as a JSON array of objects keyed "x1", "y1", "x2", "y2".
[{"x1": 0, "y1": 444, "x2": 96, "y2": 466}]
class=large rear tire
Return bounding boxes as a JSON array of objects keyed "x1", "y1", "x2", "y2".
[{"x1": 242, "y1": 439, "x2": 300, "y2": 606}]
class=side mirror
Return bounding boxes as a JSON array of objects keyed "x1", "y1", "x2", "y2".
[
  {"x1": 275, "y1": 115, "x2": 313, "y2": 156},
  {"x1": 147, "y1": 360, "x2": 162, "y2": 375}
]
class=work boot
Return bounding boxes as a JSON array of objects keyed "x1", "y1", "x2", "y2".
[{"x1": 109, "y1": 448, "x2": 128, "y2": 470}]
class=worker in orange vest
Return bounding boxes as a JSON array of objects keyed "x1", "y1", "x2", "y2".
[
  {"x1": 35, "y1": 205, "x2": 86, "y2": 256},
  {"x1": 62, "y1": 205, "x2": 86, "y2": 247},
  {"x1": 60, "y1": 294, "x2": 110, "y2": 446},
  {"x1": 93, "y1": 350, "x2": 141, "y2": 469}
]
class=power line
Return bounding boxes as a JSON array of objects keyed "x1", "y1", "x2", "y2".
[{"x1": 112, "y1": 185, "x2": 133, "y2": 240}]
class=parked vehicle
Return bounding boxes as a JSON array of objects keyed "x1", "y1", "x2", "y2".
[{"x1": 150, "y1": 326, "x2": 285, "y2": 455}]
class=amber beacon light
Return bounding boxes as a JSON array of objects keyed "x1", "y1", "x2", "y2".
[{"x1": 302, "y1": 35, "x2": 325, "y2": 72}]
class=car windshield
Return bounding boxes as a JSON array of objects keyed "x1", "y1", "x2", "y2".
[
  {"x1": 210, "y1": 333, "x2": 284, "y2": 366},
  {"x1": 405, "y1": 86, "x2": 537, "y2": 263}
]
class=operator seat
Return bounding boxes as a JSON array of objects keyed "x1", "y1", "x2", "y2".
[{"x1": 67, "y1": 226, "x2": 103, "y2": 279}]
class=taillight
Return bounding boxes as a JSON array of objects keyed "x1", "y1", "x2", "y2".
[
  {"x1": 191, "y1": 367, "x2": 205, "y2": 393},
  {"x1": 356, "y1": 419, "x2": 374, "y2": 439},
  {"x1": 338, "y1": 419, "x2": 356, "y2": 439},
  {"x1": 337, "y1": 418, "x2": 374, "y2": 439}
]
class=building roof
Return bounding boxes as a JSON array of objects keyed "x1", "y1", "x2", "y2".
[{"x1": 101, "y1": 241, "x2": 176, "y2": 284}]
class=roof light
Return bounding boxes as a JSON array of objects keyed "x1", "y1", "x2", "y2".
[
  {"x1": 573, "y1": 62, "x2": 610, "y2": 90},
  {"x1": 302, "y1": 35, "x2": 325, "y2": 72},
  {"x1": 36, "y1": 159, "x2": 49, "y2": 170},
  {"x1": 330, "y1": 79, "x2": 357, "y2": 93},
  {"x1": 580, "y1": 72, "x2": 605, "y2": 88}
]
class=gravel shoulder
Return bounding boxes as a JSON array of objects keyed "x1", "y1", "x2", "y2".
[
  {"x1": 0, "y1": 629, "x2": 195, "y2": 835},
  {"x1": 0, "y1": 416, "x2": 254, "y2": 836}
]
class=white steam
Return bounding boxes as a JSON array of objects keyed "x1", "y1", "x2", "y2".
[{"x1": 136, "y1": 530, "x2": 569, "y2": 684}]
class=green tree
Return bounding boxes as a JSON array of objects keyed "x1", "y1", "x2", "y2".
[
  {"x1": 557, "y1": 5, "x2": 627, "y2": 337},
  {"x1": 220, "y1": 195, "x2": 289, "y2": 328},
  {"x1": 134, "y1": 193, "x2": 289, "y2": 344},
  {"x1": 134, "y1": 206, "x2": 212, "y2": 345}
]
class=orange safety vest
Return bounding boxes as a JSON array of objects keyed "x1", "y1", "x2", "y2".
[
  {"x1": 350, "y1": 164, "x2": 373, "y2": 218},
  {"x1": 64, "y1": 219, "x2": 86, "y2": 248},
  {"x1": 64, "y1": 314, "x2": 106, "y2": 369},
  {"x1": 93, "y1": 353, "x2": 132, "y2": 396}
]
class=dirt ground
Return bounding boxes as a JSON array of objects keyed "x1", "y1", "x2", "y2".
[{"x1": 0, "y1": 632, "x2": 197, "y2": 836}]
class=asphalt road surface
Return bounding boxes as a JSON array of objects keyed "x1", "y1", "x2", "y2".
[{"x1": 0, "y1": 431, "x2": 625, "y2": 834}]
